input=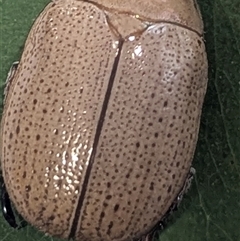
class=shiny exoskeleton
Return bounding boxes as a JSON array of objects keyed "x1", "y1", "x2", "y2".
[{"x1": 0, "y1": 0, "x2": 208, "y2": 240}]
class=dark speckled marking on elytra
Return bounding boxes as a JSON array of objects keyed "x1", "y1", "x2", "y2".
[
  {"x1": 69, "y1": 39, "x2": 124, "y2": 239},
  {"x1": 1, "y1": 0, "x2": 208, "y2": 240}
]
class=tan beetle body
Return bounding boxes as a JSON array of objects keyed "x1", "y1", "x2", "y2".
[{"x1": 0, "y1": 0, "x2": 208, "y2": 241}]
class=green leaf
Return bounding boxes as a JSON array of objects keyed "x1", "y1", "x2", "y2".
[{"x1": 0, "y1": 1, "x2": 239, "y2": 241}]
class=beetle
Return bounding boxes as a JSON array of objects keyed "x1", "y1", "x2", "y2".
[{"x1": 0, "y1": 0, "x2": 208, "y2": 240}]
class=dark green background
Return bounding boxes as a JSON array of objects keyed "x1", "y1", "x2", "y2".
[{"x1": 0, "y1": 0, "x2": 239, "y2": 241}]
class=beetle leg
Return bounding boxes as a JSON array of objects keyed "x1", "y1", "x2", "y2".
[
  {"x1": 162, "y1": 167, "x2": 196, "y2": 217},
  {"x1": 3, "y1": 61, "x2": 19, "y2": 104},
  {"x1": 1, "y1": 181, "x2": 18, "y2": 228},
  {"x1": 0, "y1": 177, "x2": 27, "y2": 229},
  {"x1": 174, "y1": 167, "x2": 196, "y2": 210},
  {"x1": 139, "y1": 167, "x2": 196, "y2": 241}
]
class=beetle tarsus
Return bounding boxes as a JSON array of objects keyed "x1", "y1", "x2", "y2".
[
  {"x1": 167, "y1": 166, "x2": 196, "y2": 214},
  {"x1": 1, "y1": 182, "x2": 18, "y2": 228},
  {"x1": 4, "y1": 61, "x2": 19, "y2": 104}
]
